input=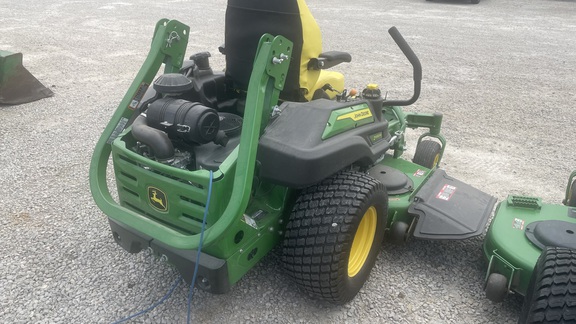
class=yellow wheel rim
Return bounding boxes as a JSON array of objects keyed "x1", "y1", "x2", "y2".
[
  {"x1": 432, "y1": 153, "x2": 440, "y2": 168},
  {"x1": 348, "y1": 206, "x2": 378, "y2": 277}
]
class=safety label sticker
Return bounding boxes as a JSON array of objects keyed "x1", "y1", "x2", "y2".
[
  {"x1": 436, "y1": 184, "x2": 457, "y2": 201},
  {"x1": 414, "y1": 169, "x2": 426, "y2": 177},
  {"x1": 128, "y1": 82, "x2": 149, "y2": 110},
  {"x1": 106, "y1": 117, "x2": 128, "y2": 144},
  {"x1": 512, "y1": 218, "x2": 525, "y2": 230},
  {"x1": 243, "y1": 214, "x2": 258, "y2": 230}
]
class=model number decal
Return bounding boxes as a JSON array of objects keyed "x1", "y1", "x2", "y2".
[{"x1": 436, "y1": 184, "x2": 457, "y2": 201}]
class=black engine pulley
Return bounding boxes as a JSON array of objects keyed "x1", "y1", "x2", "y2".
[{"x1": 146, "y1": 98, "x2": 226, "y2": 146}]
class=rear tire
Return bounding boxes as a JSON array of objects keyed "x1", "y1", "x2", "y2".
[
  {"x1": 413, "y1": 140, "x2": 442, "y2": 169},
  {"x1": 518, "y1": 247, "x2": 576, "y2": 323},
  {"x1": 471, "y1": 0, "x2": 480, "y2": 4},
  {"x1": 281, "y1": 170, "x2": 388, "y2": 304}
]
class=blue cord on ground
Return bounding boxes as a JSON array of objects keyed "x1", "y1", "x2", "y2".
[
  {"x1": 111, "y1": 170, "x2": 214, "y2": 324},
  {"x1": 110, "y1": 276, "x2": 183, "y2": 324}
]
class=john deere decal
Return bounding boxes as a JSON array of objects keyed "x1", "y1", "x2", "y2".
[{"x1": 148, "y1": 186, "x2": 168, "y2": 212}]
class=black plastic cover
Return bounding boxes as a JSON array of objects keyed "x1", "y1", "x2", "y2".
[
  {"x1": 257, "y1": 99, "x2": 389, "y2": 188},
  {"x1": 153, "y1": 73, "x2": 194, "y2": 94},
  {"x1": 525, "y1": 220, "x2": 576, "y2": 250},
  {"x1": 409, "y1": 169, "x2": 497, "y2": 240},
  {"x1": 367, "y1": 164, "x2": 413, "y2": 195}
]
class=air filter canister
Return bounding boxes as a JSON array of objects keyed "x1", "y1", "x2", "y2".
[{"x1": 146, "y1": 98, "x2": 220, "y2": 145}]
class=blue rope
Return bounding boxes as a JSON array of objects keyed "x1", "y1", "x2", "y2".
[
  {"x1": 111, "y1": 275, "x2": 183, "y2": 324},
  {"x1": 111, "y1": 170, "x2": 214, "y2": 324},
  {"x1": 187, "y1": 170, "x2": 213, "y2": 324}
]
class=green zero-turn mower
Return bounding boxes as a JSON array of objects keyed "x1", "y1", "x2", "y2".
[
  {"x1": 90, "y1": 0, "x2": 496, "y2": 305},
  {"x1": 483, "y1": 171, "x2": 576, "y2": 323}
]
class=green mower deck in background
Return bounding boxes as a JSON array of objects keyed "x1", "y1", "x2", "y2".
[
  {"x1": 0, "y1": 50, "x2": 53, "y2": 105},
  {"x1": 483, "y1": 171, "x2": 576, "y2": 322},
  {"x1": 90, "y1": 17, "x2": 497, "y2": 305}
]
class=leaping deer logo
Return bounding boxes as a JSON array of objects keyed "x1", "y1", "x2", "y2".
[{"x1": 148, "y1": 187, "x2": 168, "y2": 211}]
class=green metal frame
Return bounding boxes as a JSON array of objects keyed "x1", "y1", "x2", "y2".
[
  {"x1": 377, "y1": 106, "x2": 447, "y2": 231},
  {"x1": 383, "y1": 106, "x2": 446, "y2": 161},
  {"x1": 90, "y1": 19, "x2": 191, "y2": 247},
  {"x1": 90, "y1": 19, "x2": 294, "y2": 285},
  {"x1": 485, "y1": 250, "x2": 520, "y2": 292}
]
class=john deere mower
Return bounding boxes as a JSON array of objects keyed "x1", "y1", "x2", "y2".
[
  {"x1": 90, "y1": 0, "x2": 496, "y2": 304},
  {"x1": 483, "y1": 171, "x2": 576, "y2": 323}
]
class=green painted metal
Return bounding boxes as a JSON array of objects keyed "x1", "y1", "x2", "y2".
[
  {"x1": 384, "y1": 106, "x2": 446, "y2": 163},
  {"x1": 0, "y1": 50, "x2": 53, "y2": 104},
  {"x1": 379, "y1": 155, "x2": 436, "y2": 228},
  {"x1": 90, "y1": 20, "x2": 293, "y2": 285},
  {"x1": 483, "y1": 194, "x2": 576, "y2": 296},
  {"x1": 321, "y1": 102, "x2": 375, "y2": 140},
  {"x1": 90, "y1": 19, "x2": 192, "y2": 248}
]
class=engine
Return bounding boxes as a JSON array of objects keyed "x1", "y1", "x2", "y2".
[{"x1": 130, "y1": 61, "x2": 242, "y2": 171}]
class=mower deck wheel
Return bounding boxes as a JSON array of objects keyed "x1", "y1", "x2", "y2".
[
  {"x1": 485, "y1": 273, "x2": 508, "y2": 303},
  {"x1": 412, "y1": 140, "x2": 441, "y2": 169},
  {"x1": 389, "y1": 221, "x2": 409, "y2": 244},
  {"x1": 281, "y1": 170, "x2": 388, "y2": 305},
  {"x1": 519, "y1": 247, "x2": 576, "y2": 323}
]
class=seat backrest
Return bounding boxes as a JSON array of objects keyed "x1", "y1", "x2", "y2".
[{"x1": 225, "y1": 0, "x2": 322, "y2": 101}]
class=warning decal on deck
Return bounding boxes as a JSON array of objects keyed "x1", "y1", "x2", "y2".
[
  {"x1": 512, "y1": 218, "x2": 525, "y2": 230},
  {"x1": 436, "y1": 184, "x2": 457, "y2": 201},
  {"x1": 413, "y1": 169, "x2": 426, "y2": 177}
]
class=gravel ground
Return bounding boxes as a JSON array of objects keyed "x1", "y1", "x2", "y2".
[{"x1": 1, "y1": 0, "x2": 575, "y2": 323}]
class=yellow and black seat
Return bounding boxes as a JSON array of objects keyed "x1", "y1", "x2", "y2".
[{"x1": 224, "y1": 0, "x2": 351, "y2": 102}]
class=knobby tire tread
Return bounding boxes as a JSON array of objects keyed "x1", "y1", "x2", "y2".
[{"x1": 281, "y1": 170, "x2": 387, "y2": 304}]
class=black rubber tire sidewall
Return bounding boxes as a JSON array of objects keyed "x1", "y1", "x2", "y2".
[
  {"x1": 281, "y1": 170, "x2": 388, "y2": 305},
  {"x1": 568, "y1": 180, "x2": 576, "y2": 207},
  {"x1": 518, "y1": 247, "x2": 576, "y2": 323},
  {"x1": 412, "y1": 140, "x2": 442, "y2": 169}
]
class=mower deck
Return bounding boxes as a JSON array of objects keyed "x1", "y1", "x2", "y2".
[
  {"x1": 484, "y1": 196, "x2": 576, "y2": 296},
  {"x1": 372, "y1": 156, "x2": 496, "y2": 241}
]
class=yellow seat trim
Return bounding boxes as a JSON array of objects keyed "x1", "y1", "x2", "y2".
[{"x1": 296, "y1": 0, "x2": 345, "y2": 101}]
